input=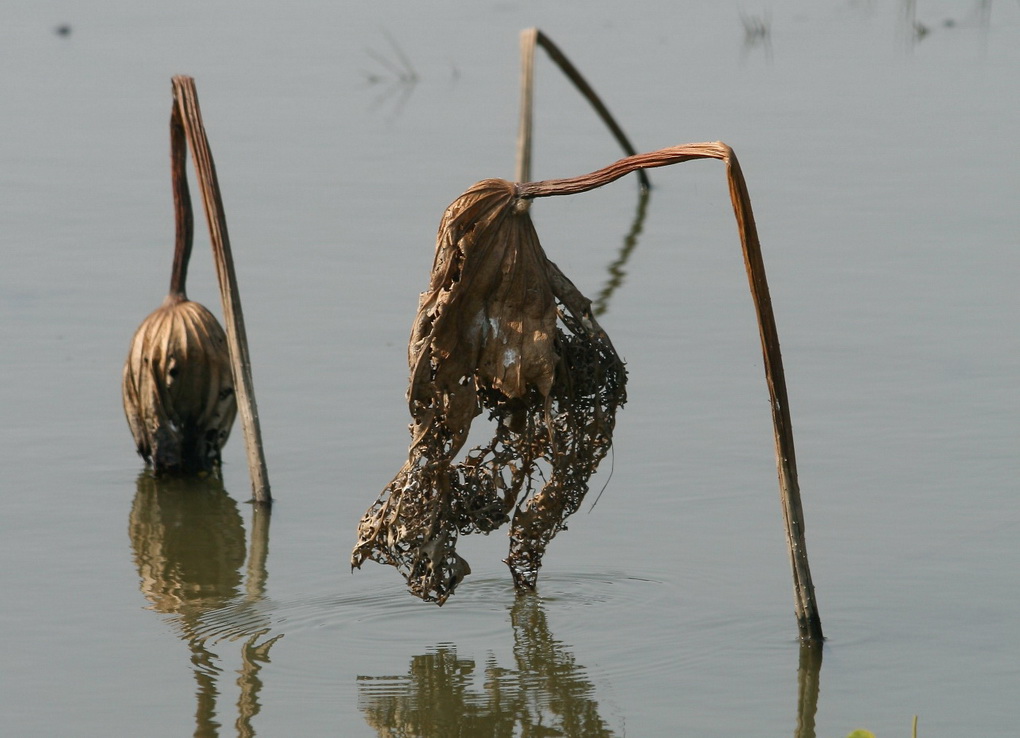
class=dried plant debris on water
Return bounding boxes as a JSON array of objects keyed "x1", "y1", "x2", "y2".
[
  {"x1": 354, "y1": 140, "x2": 821, "y2": 640},
  {"x1": 352, "y1": 179, "x2": 627, "y2": 603}
]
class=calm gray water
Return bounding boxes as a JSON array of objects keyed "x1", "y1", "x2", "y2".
[{"x1": 2, "y1": 1, "x2": 1018, "y2": 736}]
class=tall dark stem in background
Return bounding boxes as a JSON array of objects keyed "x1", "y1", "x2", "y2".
[{"x1": 516, "y1": 28, "x2": 650, "y2": 190}]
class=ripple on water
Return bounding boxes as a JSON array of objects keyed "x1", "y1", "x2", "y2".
[
  {"x1": 265, "y1": 568, "x2": 671, "y2": 635},
  {"x1": 190, "y1": 565, "x2": 794, "y2": 696}
]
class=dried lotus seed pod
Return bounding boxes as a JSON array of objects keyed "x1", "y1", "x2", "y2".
[{"x1": 123, "y1": 295, "x2": 236, "y2": 474}]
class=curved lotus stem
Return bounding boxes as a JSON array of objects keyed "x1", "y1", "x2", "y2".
[
  {"x1": 354, "y1": 142, "x2": 822, "y2": 643},
  {"x1": 523, "y1": 143, "x2": 823, "y2": 643}
]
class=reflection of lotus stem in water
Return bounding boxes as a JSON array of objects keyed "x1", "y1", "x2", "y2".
[
  {"x1": 357, "y1": 595, "x2": 824, "y2": 737},
  {"x1": 591, "y1": 186, "x2": 651, "y2": 317},
  {"x1": 357, "y1": 596, "x2": 615, "y2": 736},
  {"x1": 129, "y1": 473, "x2": 280, "y2": 736},
  {"x1": 508, "y1": 596, "x2": 615, "y2": 736},
  {"x1": 796, "y1": 642, "x2": 822, "y2": 738},
  {"x1": 130, "y1": 473, "x2": 245, "y2": 735}
]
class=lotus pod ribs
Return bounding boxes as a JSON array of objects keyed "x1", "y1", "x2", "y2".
[{"x1": 123, "y1": 296, "x2": 237, "y2": 474}]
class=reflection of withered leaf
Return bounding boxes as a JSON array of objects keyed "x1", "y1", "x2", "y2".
[
  {"x1": 123, "y1": 295, "x2": 237, "y2": 474},
  {"x1": 353, "y1": 179, "x2": 626, "y2": 603}
]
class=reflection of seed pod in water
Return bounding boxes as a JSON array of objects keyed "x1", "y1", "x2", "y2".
[
  {"x1": 129, "y1": 472, "x2": 245, "y2": 614},
  {"x1": 122, "y1": 294, "x2": 236, "y2": 474}
]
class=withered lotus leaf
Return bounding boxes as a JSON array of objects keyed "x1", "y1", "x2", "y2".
[
  {"x1": 352, "y1": 179, "x2": 626, "y2": 603},
  {"x1": 123, "y1": 294, "x2": 237, "y2": 474}
]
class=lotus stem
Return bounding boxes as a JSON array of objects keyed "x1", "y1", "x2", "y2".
[
  {"x1": 520, "y1": 142, "x2": 823, "y2": 643},
  {"x1": 171, "y1": 76, "x2": 272, "y2": 506},
  {"x1": 168, "y1": 106, "x2": 193, "y2": 299}
]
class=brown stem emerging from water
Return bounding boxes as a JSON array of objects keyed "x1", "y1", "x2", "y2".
[
  {"x1": 522, "y1": 142, "x2": 824, "y2": 643},
  {"x1": 171, "y1": 75, "x2": 272, "y2": 506}
]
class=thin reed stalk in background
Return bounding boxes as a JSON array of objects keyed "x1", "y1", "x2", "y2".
[{"x1": 516, "y1": 28, "x2": 650, "y2": 190}]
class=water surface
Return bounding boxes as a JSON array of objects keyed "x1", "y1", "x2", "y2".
[{"x1": 2, "y1": 1, "x2": 1018, "y2": 736}]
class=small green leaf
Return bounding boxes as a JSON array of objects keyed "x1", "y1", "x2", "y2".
[{"x1": 846, "y1": 731, "x2": 877, "y2": 738}]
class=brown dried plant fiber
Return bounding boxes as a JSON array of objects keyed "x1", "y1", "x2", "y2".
[
  {"x1": 352, "y1": 143, "x2": 822, "y2": 645},
  {"x1": 352, "y1": 179, "x2": 627, "y2": 603}
]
